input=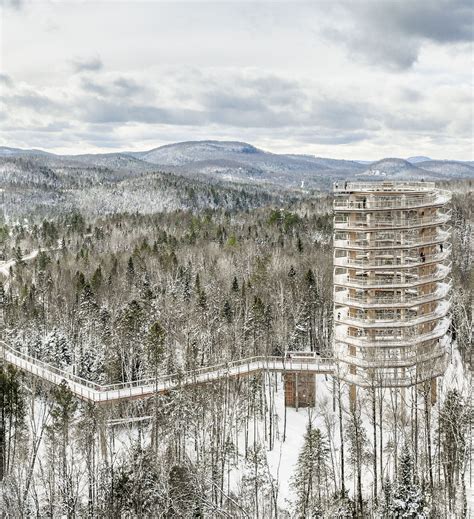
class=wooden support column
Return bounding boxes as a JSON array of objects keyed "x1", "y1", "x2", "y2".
[
  {"x1": 314, "y1": 374, "x2": 317, "y2": 409},
  {"x1": 401, "y1": 387, "x2": 407, "y2": 424},
  {"x1": 99, "y1": 410, "x2": 108, "y2": 461},
  {"x1": 400, "y1": 369, "x2": 406, "y2": 423},
  {"x1": 295, "y1": 373, "x2": 299, "y2": 411},
  {"x1": 430, "y1": 378, "x2": 437, "y2": 406},
  {"x1": 349, "y1": 383, "x2": 357, "y2": 410}
]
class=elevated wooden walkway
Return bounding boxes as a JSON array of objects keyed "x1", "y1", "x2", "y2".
[{"x1": 1, "y1": 342, "x2": 335, "y2": 404}]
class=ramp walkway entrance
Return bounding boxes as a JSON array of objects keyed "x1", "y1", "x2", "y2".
[{"x1": 1, "y1": 342, "x2": 334, "y2": 404}]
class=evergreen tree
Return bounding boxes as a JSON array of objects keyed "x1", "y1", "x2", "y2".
[
  {"x1": 116, "y1": 299, "x2": 145, "y2": 381},
  {"x1": 379, "y1": 476, "x2": 393, "y2": 517},
  {"x1": 0, "y1": 365, "x2": 25, "y2": 481},
  {"x1": 222, "y1": 300, "x2": 233, "y2": 323},
  {"x1": 241, "y1": 443, "x2": 275, "y2": 518},
  {"x1": 326, "y1": 490, "x2": 355, "y2": 518},
  {"x1": 44, "y1": 328, "x2": 72, "y2": 369},
  {"x1": 36, "y1": 251, "x2": 51, "y2": 272},
  {"x1": 14, "y1": 246, "x2": 24, "y2": 267},
  {"x1": 90, "y1": 265, "x2": 103, "y2": 292},
  {"x1": 78, "y1": 283, "x2": 99, "y2": 323},
  {"x1": 291, "y1": 423, "x2": 330, "y2": 518},
  {"x1": 146, "y1": 321, "x2": 166, "y2": 373},
  {"x1": 110, "y1": 444, "x2": 164, "y2": 517},
  {"x1": 49, "y1": 382, "x2": 79, "y2": 517},
  {"x1": 126, "y1": 256, "x2": 135, "y2": 284},
  {"x1": 389, "y1": 444, "x2": 430, "y2": 518},
  {"x1": 346, "y1": 406, "x2": 368, "y2": 517},
  {"x1": 439, "y1": 389, "x2": 470, "y2": 515},
  {"x1": 194, "y1": 273, "x2": 207, "y2": 309},
  {"x1": 0, "y1": 281, "x2": 5, "y2": 319},
  {"x1": 74, "y1": 271, "x2": 86, "y2": 297},
  {"x1": 167, "y1": 464, "x2": 202, "y2": 517},
  {"x1": 297, "y1": 235, "x2": 304, "y2": 253}
]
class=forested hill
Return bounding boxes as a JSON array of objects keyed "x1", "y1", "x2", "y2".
[
  {"x1": 2, "y1": 141, "x2": 473, "y2": 222},
  {"x1": 0, "y1": 186, "x2": 472, "y2": 517},
  {"x1": 1, "y1": 140, "x2": 473, "y2": 211},
  {"x1": 0, "y1": 154, "x2": 307, "y2": 222}
]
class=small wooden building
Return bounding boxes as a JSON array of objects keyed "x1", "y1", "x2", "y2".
[{"x1": 284, "y1": 373, "x2": 316, "y2": 408}]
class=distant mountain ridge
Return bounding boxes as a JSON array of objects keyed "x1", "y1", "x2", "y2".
[
  {"x1": 1, "y1": 140, "x2": 472, "y2": 192},
  {"x1": 406, "y1": 156, "x2": 432, "y2": 163}
]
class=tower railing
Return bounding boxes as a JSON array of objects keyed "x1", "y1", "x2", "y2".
[
  {"x1": 333, "y1": 281, "x2": 451, "y2": 307},
  {"x1": 333, "y1": 191, "x2": 450, "y2": 210},
  {"x1": 333, "y1": 181, "x2": 437, "y2": 192},
  {"x1": 333, "y1": 229, "x2": 450, "y2": 250},
  {"x1": 334, "y1": 264, "x2": 451, "y2": 287},
  {"x1": 333, "y1": 245, "x2": 451, "y2": 268},
  {"x1": 334, "y1": 212, "x2": 451, "y2": 230},
  {"x1": 335, "y1": 299, "x2": 451, "y2": 328},
  {"x1": 334, "y1": 316, "x2": 450, "y2": 347}
]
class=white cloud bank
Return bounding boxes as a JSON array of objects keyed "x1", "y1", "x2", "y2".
[{"x1": 0, "y1": 0, "x2": 472, "y2": 159}]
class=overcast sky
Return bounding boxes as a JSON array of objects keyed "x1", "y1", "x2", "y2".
[{"x1": 1, "y1": 0, "x2": 472, "y2": 159}]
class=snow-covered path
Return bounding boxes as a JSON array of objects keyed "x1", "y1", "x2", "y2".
[
  {"x1": 0, "y1": 249, "x2": 40, "y2": 278},
  {"x1": 0, "y1": 245, "x2": 63, "y2": 280}
]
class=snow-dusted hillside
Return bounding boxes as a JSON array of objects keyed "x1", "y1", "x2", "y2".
[
  {"x1": 359, "y1": 159, "x2": 474, "y2": 183},
  {"x1": 415, "y1": 160, "x2": 474, "y2": 177},
  {"x1": 134, "y1": 140, "x2": 261, "y2": 166},
  {"x1": 406, "y1": 155, "x2": 432, "y2": 163},
  {"x1": 1, "y1": 142, "x2": 472, "y2": 212}
]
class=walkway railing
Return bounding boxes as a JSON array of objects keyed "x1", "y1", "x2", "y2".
[{"x1": 0, "y1": 341, "x2": 335, "y2": 404}]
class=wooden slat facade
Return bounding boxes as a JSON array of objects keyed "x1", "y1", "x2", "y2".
[{"x1": 284, "y1": 373, "x2": 316, "y2": 408}]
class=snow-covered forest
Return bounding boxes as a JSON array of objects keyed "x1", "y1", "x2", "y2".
[{"x1": 0, "y1": 183, "x2": 472, "y2": 518}]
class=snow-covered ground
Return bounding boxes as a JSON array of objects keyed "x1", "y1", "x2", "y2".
[
  {"x1": 262, "y1": 375, "x2": 336, "y2": 506},
  {"x1": 20, "y1": 352, "x2": 472, "y2": 515}
]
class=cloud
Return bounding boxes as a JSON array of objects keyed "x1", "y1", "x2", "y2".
[
  {"x1": 7, "y1": 93, "x2": 64, "y2": 114},
  {"x1": 293, "y1": 129, "x2": 372, "y2": 145},
  {"x1": 80, "y1": 79, "x2": 109, "y2": 96},
  {"x1": 2, "y1": 66, "x2": 470, "y2": 152},
  {"x1": 113, "y1": 77, "x2": 143, "y2": 96},
  {"x1": 387, "y1": 0, "x2": 473, "y2": 43},
  {"x1": 0, "y1": 73, "x2": 14, "y2": 87},
  {"x1": 78, "y1": 99, "x2": 206, "y2": 126},
  {"x1": 323, "y1": 0, "x2": 473, "y2": 69},
  {"x1": 80, "y1": 76, "x2": 145, "y2": 97},
  {"x1": 5, "y1": 121, "x2": 71, "y2": 133},
  {"x1": 399, "y1": 88, "x2": 424, "y2": 103},
  {"x1": 386, "y1": 114, "x2": 449, "y2": 133},
  {"x1": 197, "y1": 74, "x2": 312, "y2": 128},
  {"x1": 311, "y1": 98, "x2": 374, "y2": 131},
  {"x1": 1, "y1": 0, "x2": 22, "y2": 10},
  {"x1": 72, "y1": 56, "x2": 103, "y2": 73},
  {"x1": 0, "y1": 0, "x2": 471, "y2": 161}
]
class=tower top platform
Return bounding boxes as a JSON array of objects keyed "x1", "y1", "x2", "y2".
[{"x1": 333, "y1": 181, "x2": 436, "y2": 194}]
